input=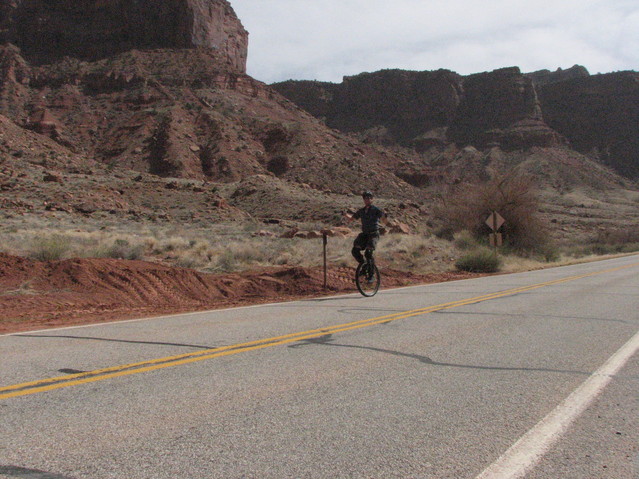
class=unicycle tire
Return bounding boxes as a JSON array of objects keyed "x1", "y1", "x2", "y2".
[{"x1": 355, "y1": 261, "x2": 380, "y2": 297}]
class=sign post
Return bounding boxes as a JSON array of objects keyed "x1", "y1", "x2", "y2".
[
  {"x1": 322, "y1": 232, "x2": 328, "y2": 289},
  {"x1": 485, "y1": 211, "x2": 505, "y2": 253}
]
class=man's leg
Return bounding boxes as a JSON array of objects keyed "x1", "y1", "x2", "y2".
[
  {"x1": 364, "y1": 234, "x2": 378, "y2": 280},
  {"x1": 364, "y1": 248, "x2": 374, "y2": 261},
  {"x1": 365, "y1": 233, "x2": 379, "y2": 262},
  {"x1": 352, "y1": 233, "x2": 366, "y2": 264}
]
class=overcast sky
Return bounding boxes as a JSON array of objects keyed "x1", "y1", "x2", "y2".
[{"x1": 230, "y1": 0, "x2": 638, "y2": 84}]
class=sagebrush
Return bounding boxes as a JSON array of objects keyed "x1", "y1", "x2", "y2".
[
  {"x1": 436, "y1": 172, "x2": 549, "y2": 253},
  {"x1": 456, "y1": 248, "x2": 502, "y2": 273}
]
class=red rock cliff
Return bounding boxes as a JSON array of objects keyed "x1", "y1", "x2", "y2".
[
  {"x1": 538, "y1": 71, "x2": 639, "y2": 178},
  {"x1": 274, "y1": 67, "x2": 564, "y2": 152},
  {"x1": 275, "y1": 69, "x2": 463, "y2": 148},
  {"x1": 0, "y1": 0, "x2": 248, "y2": 72},
  {"x1": 448, "y1": 67, "x2": 564, "y2": 150}
]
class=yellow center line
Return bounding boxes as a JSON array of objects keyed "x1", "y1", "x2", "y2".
[{"x1": 2, "y1": 262, "x2": 637, "y2": 400}]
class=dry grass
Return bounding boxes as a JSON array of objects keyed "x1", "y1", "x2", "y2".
[
  {"x1": 500, "y1": 255, "x2": 553, "y2": 273},
  {"x1": 28, "y1": 234, "x2": 71, "y2": 261},
  {"x1": 377, "y1": 233, "x2": 459, "y2": 274},
  {"x1": 0, "y1": 220, "x2": 459, "y2": 275},
  {"x1": 1, "y1": 280, "x2": 38, "y2": 296},
  {"x1": 501, "y1": 250, "x2": 639, "y2": 274},
  {"x1": 2, "y1": 214, "x2": 638, "y2": 278},
  {"x1": 0, "y1": 221, "x2": 355, "y2": 272}
]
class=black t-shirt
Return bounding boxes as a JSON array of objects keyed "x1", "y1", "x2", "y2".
[{"x1": 353, "y1": 205, "x2": 384, "y2": 233}]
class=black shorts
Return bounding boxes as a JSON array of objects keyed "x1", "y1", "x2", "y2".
[{"x1": 353, "y1": 232, "x2": 379, "y2": 251}]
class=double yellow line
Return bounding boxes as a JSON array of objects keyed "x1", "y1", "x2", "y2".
[{"x1": 1, "y1": 263, "x2": 636, "y2": 400}]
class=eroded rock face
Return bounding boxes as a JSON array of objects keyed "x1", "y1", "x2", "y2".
[
  {"x1": 0, "y1": 0, "x2": 248, "y2": 72},
  {"x1": 538, "y1": 71, "x2": 639, "y2": 178},
  {"x1": 448, "y1": 67, "x2": 564, "y2": 150},
  {"x1": 335, "y1": 70, "x2": 464, "y2": 147},
  {"x1": 273, "y1": 67, "x2": 565, "y2": 152},
  {"x1": 526, "y1": 65, "x2": 590, "y2": 87},
  {"x1": 275, "y1": 69, "x2": 463, "y2": 147}
]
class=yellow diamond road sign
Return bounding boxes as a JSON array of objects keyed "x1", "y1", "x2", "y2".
[{"x1": 486, "y1": 211, "x2": 505, "y2": 231}]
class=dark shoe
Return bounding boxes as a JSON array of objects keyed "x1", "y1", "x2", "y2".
[{"x1": 366, "y1": 267, "x2": 374, "y2": 282}]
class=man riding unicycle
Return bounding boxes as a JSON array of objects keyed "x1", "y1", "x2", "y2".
[{"x1": 344, "y1": 191, "x2": 385, "y2": 294}]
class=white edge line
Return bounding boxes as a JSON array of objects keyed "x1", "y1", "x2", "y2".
[{"x1": 475, "y1": 328, "x2": 639, "y2": 479}]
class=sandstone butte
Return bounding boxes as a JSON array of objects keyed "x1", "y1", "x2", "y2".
[{"x1": 0, "y1": 0, "x2": 248, "y2": 72}]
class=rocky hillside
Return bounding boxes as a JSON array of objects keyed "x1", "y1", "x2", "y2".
[
  {"x1": 0, "y1": 46, "x2": 417, "y2": 198},
  {"x1": 273, "y1": 66, "x2": 639, "y2": 181},
  {"x1": 0, "y1": 0, "x2": 434, "y2": 238},
  {"x1": 0, "y1": 0, "x2": 637, "y2": 245},
  {"x1": 0, "y1": 0, "x2": 420, "y2": 198}
]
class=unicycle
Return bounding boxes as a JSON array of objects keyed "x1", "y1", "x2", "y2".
[{"x1": 355, "y1": 257, "x2": 380, "y2": 297}]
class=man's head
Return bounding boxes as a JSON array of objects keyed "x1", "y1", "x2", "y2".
[{"x1": 362, "y1": 191, "x2": 373, "y2": 206}]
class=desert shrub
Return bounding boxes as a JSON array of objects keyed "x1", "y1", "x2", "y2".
[
  {"x1": 215, "y1": 250, "x2": 237, "y2": 272},
  {"x1": 536, "y1": 243, "x2": 560, "y2": 262},
  {"x1": 160, "y1": 237, "x2": 191, "y2": 253},
  {"x1": 590, "y1": 244, "x2": 618, "y2": 255},
  {"x1": 208, "y1": 240, "x2": 270, "y2": 272},
  {"x1": 453, "y1": 230, "x2": 478, "y2": 250},
  {"x1": 436, "y1": 172, "x2": 550, "y2": 254},
  {"x1": 3, "y1": 280, "x2": 37, "y2": 296},
  {"x1": 231, "y1": 241, "x2": 269, "y2": 264},
  {"x1": 29, "y1": 234, "x2": 70, "y2": 261},
  {"x1": 619, "y1": 243, "x2": 639, "y2": 253},
  {"x1": 574, "y1": 242, "x2": 639, "y2": 257},
  {"x1": 94, "y1": 239, "x2": 145, "y2": 260},
  {"x1": 274, "y1": 251, "x2": 293, "y2": 265},
  {"x1": 456, "y1": 248, "x2": 502, "y2": 273},
  {"x1": 594, "y1": 226, "x2": 639, "y2": 244},
  {"x1": 175, "y1": 253, "x2": 200, "y2": 269},
  {"x1": 567, "y1": 226, "x2": 639, "y2": 258},
  {"x1": 433, "y1": 224, "x2": 455, "y2": 241}
]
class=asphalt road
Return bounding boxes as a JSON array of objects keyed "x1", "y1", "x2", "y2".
[{"x1": 1, "y1": 255, "x2": 638, "y2": 479}]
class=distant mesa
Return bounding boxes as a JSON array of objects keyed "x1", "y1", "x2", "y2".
[
  {"x1": 526, "y1": 65, "x2": 590, "y2": 86},
  {"x1": 273, "y1": 65, "x2": 639, "y2": 180},
  {"x1": 273, "y1": 67, "x2": 567, "y2": 151},
  {"x1": 0, "y1": 0, "x2": 248, "y2": 72}
]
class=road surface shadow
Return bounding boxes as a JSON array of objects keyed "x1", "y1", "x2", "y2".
[
  {"x1": 289, "y1": 334, "x2": 590, "y2": 376},
  {"x1": 0, "y1": 465, "x2": 75, "y2": 478}
]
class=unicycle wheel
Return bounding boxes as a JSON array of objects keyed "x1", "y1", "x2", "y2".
[{"x1": 355, "y1": 261, "x2": 380, "y2": 297}]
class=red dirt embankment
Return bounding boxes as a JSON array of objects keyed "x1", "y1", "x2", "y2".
[{"x1": 0, "y1": 253, "x2": 477, "y2": 334}]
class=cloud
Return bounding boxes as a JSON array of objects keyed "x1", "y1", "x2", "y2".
[{"x1": 231, "y1": 0, "x2": 639, "y2": 83}]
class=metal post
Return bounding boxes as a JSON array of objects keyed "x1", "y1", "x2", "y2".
[
  {"x1": 323, "y1": 233, "x2": 328, "y2": 289},
  {"x1": 486, "y1": 211, "x2": 504, "y2": 254},
  {"x1": 492, "y1": 212, "x2": 498, "y2": 256}
]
